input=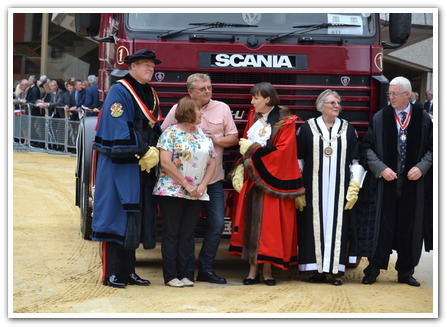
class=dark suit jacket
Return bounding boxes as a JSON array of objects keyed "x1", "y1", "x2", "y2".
[
  {"x1": 63, "y1": 91, "x2": 75, "y2": 108},
  {"x1": 26, "y1": 85, "x2": 41, "y2": 104},
  {"x1": 412, "y1": 101, "x2": 423, "y2": 110},
  {"x1": 84, "y1": 83, "x2": 100, "y2": 108},
  {"x1": 75, "y1": 89, "x2": 86, "y2": 107}
]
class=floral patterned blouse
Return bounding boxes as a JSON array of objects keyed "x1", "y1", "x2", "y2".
[{"x1": 153, "y1": 124, "x2": 216, "y2": 201}]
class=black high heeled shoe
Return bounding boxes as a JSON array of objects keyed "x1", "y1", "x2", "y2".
[
  {"x1": 264, "y1": 278, "x2": 276, "y2": 286},
  {"x1": 242, "y1": 274, "x2": 260, "y2": 285}
]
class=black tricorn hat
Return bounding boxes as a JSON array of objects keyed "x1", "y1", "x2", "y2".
[{"x1": 124, "y1": 49, "x2": 162, "y2": 65}]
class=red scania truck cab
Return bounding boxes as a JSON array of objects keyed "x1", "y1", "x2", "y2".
[{"x1": 75, "y1": 12, "x2": 410, "y2": 239}]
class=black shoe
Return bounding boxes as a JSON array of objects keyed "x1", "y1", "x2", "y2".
[
  {"x1": 398, "y1": 276, "x2": 420, "y2": 287},
  {"x1": 197, "y1": 271, "x2": 227, "y2": 284},
  {"x1": 328, "y1": 278, "x2": 343, "y2": 286},
  {"x1": 264, "y1": 279, "x2": 276, "y2": 286},
  {"x1": 102, "y1": 275, "x2": 126, "y2": 288},
  {"x1": 307, "y1": 273, "x2": 326, "y2": 283},
  {"x1": 242, "y1": 275, "x2": 260, "y2": 285},
  {"x1": 127, "y1": 273, "x2": 150, "y2": 286},
  {"x1": 362, "y1": 274, "x2": 377, "y2": 285}
]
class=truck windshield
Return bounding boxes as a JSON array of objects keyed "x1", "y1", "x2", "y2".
[{"x1": 126, "y1": 13, "x2": 376, "y2": 41}]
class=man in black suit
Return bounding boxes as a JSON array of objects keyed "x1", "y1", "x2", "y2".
[
  {"x1": 35, "y1": 80, "x2": 65, "y2": 149},
  {"x1": 410, "y1": 91, "x2": 423, "y2": 110},
  {"x1": 25, "y1": 75, "x2": 41, "y2": 105},
  {"x1": 74, "y1": 79, "x2": 86, "y2": 107},
  {"x1": 63, "y1": 80, "x2": 76, "y2": 116},
  {"x1": 69, "y1": 79, "x2": 87, "y2": 121},
  {"x1": 423, "y1": 90, "x2": 433, "y2": 114},
  {"x1": 361, "y1": 76, "x2": 433, "y2": 287}
]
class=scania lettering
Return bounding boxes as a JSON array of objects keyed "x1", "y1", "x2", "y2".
[
  {"x1": 213, "y1": 54, "x2": 294, "y2": 68},
  {"x1": 74, "y1": 12, "x2": 411, "y2": 240}
]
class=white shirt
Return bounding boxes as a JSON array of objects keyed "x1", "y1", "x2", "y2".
[{"x1": 246, "y1": 108, "x2": 274, "y2": 146}]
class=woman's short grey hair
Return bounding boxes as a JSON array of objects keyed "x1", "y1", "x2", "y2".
[
  {"x1": 390, "y1": 76, "x2": 412, "y2": 93},
  {"x1": 315, "y1": 89, "x2": 342, "y2": 112}
]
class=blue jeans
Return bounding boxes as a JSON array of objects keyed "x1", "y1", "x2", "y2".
[{"x1": 189, "y1": 181, "x2": 225, "y2": 273}]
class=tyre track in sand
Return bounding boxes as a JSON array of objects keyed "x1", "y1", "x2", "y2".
[{"x1": 11, "y1": 151, "x2": 435, "y2": 315}]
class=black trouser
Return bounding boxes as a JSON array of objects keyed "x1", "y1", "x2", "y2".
[
  {"x1": 367, "y1": 176, "x2": 416, "y2": 278},
  {"x1": 158, "y1": 196, "x2": 203, "y2": 283},
  {"x1": 102, "y1": 241, "x2": 136, "y2": 281}
]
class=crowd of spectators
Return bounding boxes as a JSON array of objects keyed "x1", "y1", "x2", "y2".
[
  {"x1": 12, "y1": 74, "x2": 102, "y2": 148},
  {"x1": 13, "y1": 74, "x2": 102, "y2": 119}
]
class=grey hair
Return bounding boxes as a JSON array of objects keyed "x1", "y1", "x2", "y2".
[
  {"x1": 390, "y1": 76, "x2": 412, "y2": 93},
  {"x1": 186, "y1": 73, "x2": 211, "y2": 89},
  {"x1": 315, "y1": 89, "x2": 341, "y2": 112},
  {"x1": 88, "y1": 75, "x2": 97, "y2": 84}
]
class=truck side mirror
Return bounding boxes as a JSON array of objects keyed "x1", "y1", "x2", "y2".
[
  {"x1": 75, "y1": 13, "x2": 101, "y2": 37},
  {"x1": 382, "y1": 13, "x2": 411, "y2": 49},
  {"x1": 389, "y1": 13, "x2": 411, "y2": 44}
]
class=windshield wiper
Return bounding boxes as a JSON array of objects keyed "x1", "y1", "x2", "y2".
[
  {"x1": 158, "y1": 21, "x2": 257, "y2": 40},
  {"x1": 267, "y1": 23, "x2": 361, "y2": 42}
]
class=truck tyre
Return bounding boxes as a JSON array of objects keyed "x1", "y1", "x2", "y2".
[{"x1": 76, "y1": 116, "x2": 97, "y2": 240}]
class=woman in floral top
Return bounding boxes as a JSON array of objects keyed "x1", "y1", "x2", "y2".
[{"x1": 154, "y1": 96, "x2": 216, "y2": 288}]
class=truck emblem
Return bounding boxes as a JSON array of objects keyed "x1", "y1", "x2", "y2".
[
  {"x1": 155, "y1": 72, "x2": 165, "y2": 82},
  {"x1": 341, "y1": 76, "x2": 350, "y2": 86}
]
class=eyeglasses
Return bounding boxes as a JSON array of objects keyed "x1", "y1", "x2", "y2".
[
  {"x1": 386, "y1": 91, "x2": 406, "y2": 97},
  {"x1": 324, "y1": 101, "x2": 341, "y2": 106},
  {"x1": 191, "y1": 86, "x2": 213, "y2": 92}
]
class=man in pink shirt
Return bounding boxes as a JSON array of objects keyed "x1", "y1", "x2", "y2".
[{"x1": 161, "y1": 73, "x2": 238, "y2": 284}]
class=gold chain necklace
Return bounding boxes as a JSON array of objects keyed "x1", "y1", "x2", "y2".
[
  {"x1": 258, "y1": 117, "x2": 270, "y2": 137},
  {"x1": 309, "y1": 118, "x2": 348, "y2": 157}
]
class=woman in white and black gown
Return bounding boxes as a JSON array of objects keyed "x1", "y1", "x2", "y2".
[{"x1": 296, "y1": 89, "x2": 364, "y2": 286}]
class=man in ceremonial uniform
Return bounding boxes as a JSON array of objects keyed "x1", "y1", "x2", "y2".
[
  {"x1": 361, "y1": 76, "x2": 433, "y2": 287},
  {"x1": 91, "y1": 49, "x2": 163, "y2": 288}
]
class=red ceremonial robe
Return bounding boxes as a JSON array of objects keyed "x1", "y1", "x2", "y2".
[{"x1": 228, "y1": 106, "x2": 305, "y2": 269}]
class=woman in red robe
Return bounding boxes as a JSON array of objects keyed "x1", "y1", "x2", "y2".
[{"x1": 229, "y1": 82, "x2": 304, "y2": 286}]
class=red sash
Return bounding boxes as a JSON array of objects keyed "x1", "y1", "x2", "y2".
[{"x1": 118, "y1": 79, "x2": 162, "y2": 127}]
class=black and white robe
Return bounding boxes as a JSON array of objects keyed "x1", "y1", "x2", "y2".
[{"x1": 297, "y1": 116, "x2": 359, "y2": 274}]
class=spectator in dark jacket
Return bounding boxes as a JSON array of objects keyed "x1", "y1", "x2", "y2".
[
  {"x1": 25, "y1": 75, "x2": 41, "y2": 105},
  {"x1": 84, "y1": 75, "x2": 101, "y2": 116}
]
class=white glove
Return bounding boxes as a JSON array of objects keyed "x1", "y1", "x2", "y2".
[
  {"x1": 239, "y1": 138, "x2": 254, "y2": 156},
  {"x1": 232, "y1": 164, "x2": 244, "y2": 193},
  {"x1": 138, "y1": 147, "x2": 159, "y2": 173}
]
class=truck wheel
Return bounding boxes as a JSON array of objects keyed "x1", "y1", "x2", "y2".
[
  {"x1": 79, "y1": 179, "x2": 93, "y2": 240},
  {"x1": 76, "y1": 116, "x2": 97, "y2": 240}
]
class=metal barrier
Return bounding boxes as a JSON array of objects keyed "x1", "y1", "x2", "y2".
[{"x1": 12, "y1": 104, "x2": 96, "y2": 154}]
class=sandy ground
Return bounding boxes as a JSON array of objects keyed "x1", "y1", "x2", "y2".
[{"x1": 10, "y1": 150, "x2": 437, "y2": 319}]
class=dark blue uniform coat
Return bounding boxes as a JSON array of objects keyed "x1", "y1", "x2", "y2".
[{"x1": 91, "y1": 77, "x2": 160, "y2": 249}]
